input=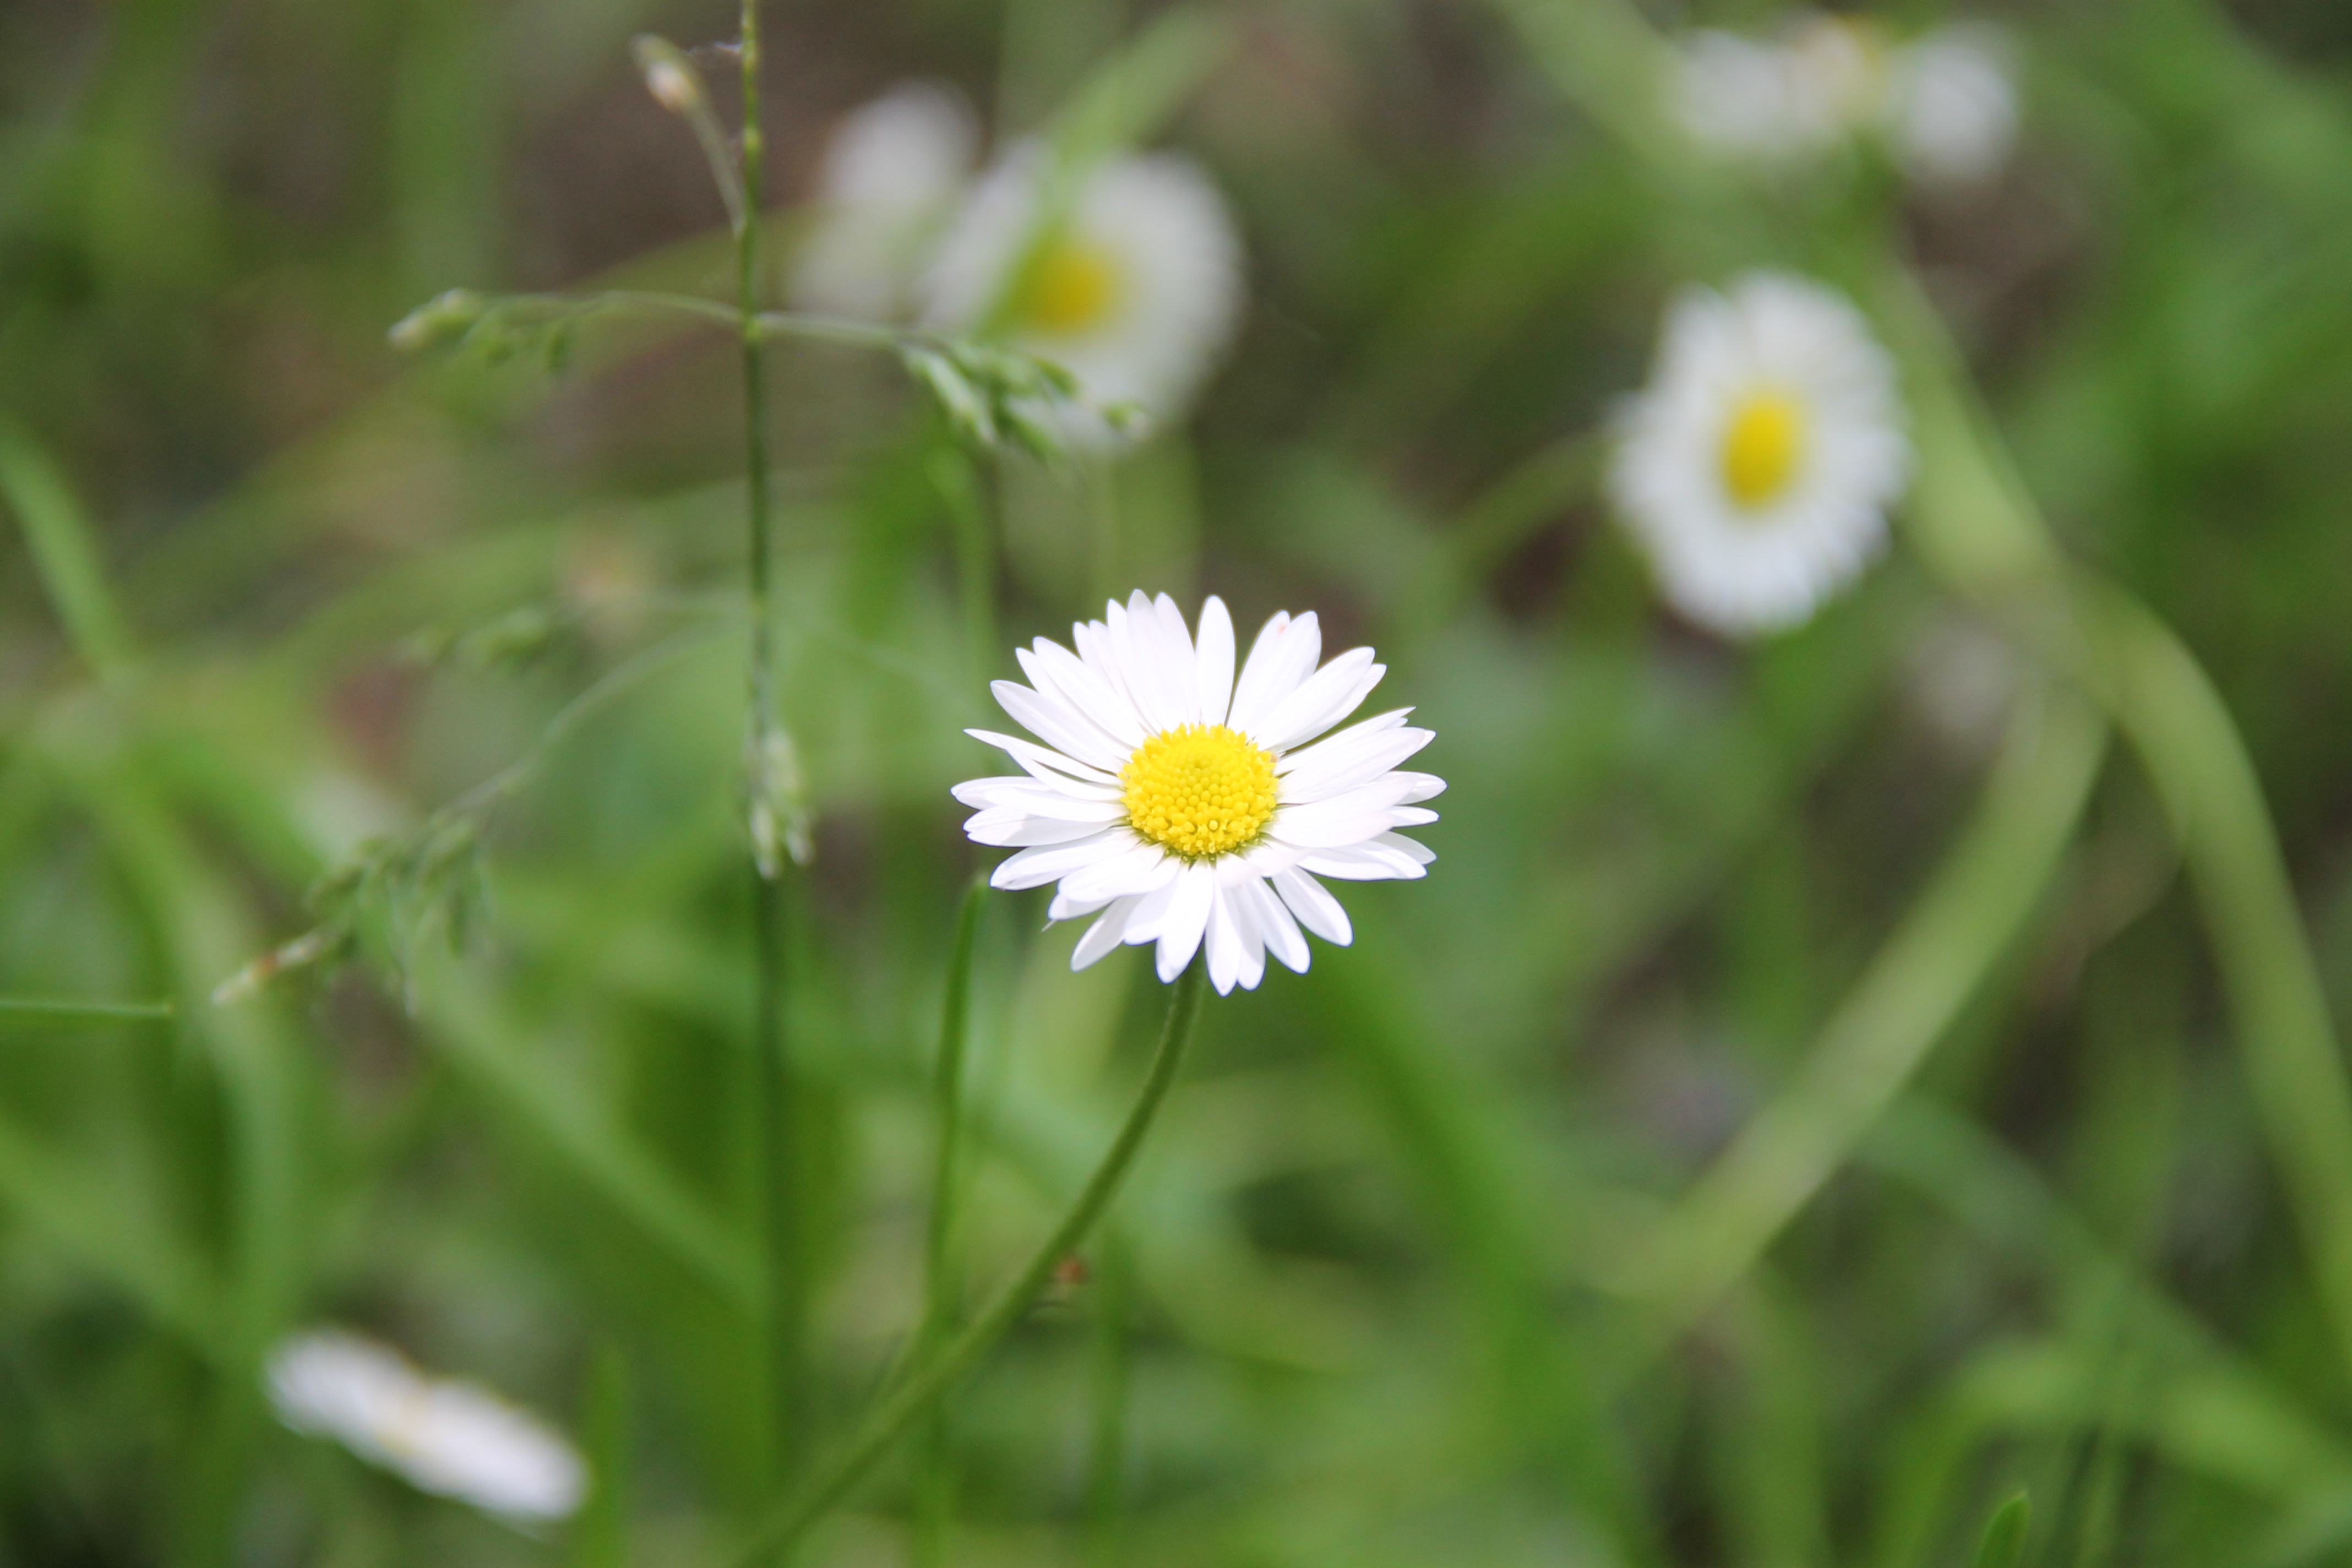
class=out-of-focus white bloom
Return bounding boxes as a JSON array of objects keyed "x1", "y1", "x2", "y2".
[
  {"x1": 955, "y1": 593, "x2": 1439, "y2": 995},
  {"x1": 1674, "y1": 12, "x2": 2018, "y2": 187},
  {"x1": 792, "y1": 83, "x2": 978, "y2": 320},
  {"x1": 1609, "y1": 273, "x2": 1911, "y2": 637},
  {"x1": 1676, "y1": 14, "x2": 1886, "y2": 161},
  {"x1": 268, "y1": 1330, "x2": 586, "y2": 1525},
  {"x1": 1885, "y1": 28, "x2": 2019, "y2": 187},
  {"x1": 923, "y1": 145, "x2": 1243, "y2": 448},
  {"x1": 1675, "y1": 30, "x2": 1828, "y2": 160}
]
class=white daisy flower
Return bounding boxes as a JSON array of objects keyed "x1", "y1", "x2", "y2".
[
  {"x1": 954, "y1": 592, "x2": 1440, "y2": 995},
  {"x1": 267, "y1": 1330, "x2": 586, "y2": 1525},
  {"x1": 1674, "y1": 13, "x2": 2019, "y2": 189},
  {"x1": 1675, "y1": 13, "x2": 1886, "y2": 163},
  {"x1": 1883, "y1": 27, "x2": 2018, "y2": 188},
  {"x1": 922, "y1": 145, "x2": 1243, "y2": 448},
  {"x1": 791, "y1": 83, "x2": 977, "y2": 321},
  {"x1": 1608, "y1": 273, "x2": 1911, "y2": 638}
]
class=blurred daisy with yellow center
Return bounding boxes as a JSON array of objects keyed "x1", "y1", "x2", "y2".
[
  {"x1": 924, "y1": 146, "x2": 1242, "y2": 448},
  {"x1": 955, "y1": 592, "x2": 1441, "y2": 995},
  {"x1": 1609, "y1": 273, "x2": 1911, "y2": 636}
]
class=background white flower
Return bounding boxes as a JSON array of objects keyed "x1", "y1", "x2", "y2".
[
  {"x1": 267, "y1": 1330, "x2": 586, "y2": 1525},
  {"x1": 1885, "y1": 27, "x2": 2019, "y2": 188},
  {"x1": 1675, "y1": 13, "x2": 2018, "y2": 187},
  {"x1": 1675, "y1": 14, "x2": 1883, "y2": 162},
  {"x1": 955, "y1": 593, "x2": 1440, "y2": 995},
  {"x1": 791, "y1": 83, "x2": 977, "y2": 320},
  {"x1": 922, "y1": 146, "x2": 1243, "y2": 448},
  {"x1": 1608, "y1": 273, "x2": 1912, "y2": 637}
]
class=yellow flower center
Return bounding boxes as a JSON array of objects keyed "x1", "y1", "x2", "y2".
[
  {"x1": 1016, "y1": 236, "x2": 1125, "y2": 337},
  {"x1": 1719, "y1": 390, "x2": 1810, "y2": 511},
  {"x1": 1120, "y1": 724, "x2": 1278, "y2": 861}
]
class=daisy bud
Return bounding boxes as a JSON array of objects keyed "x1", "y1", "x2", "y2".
[{"x1": 630, "y1": 35, "x2": 705, "y2": 118}]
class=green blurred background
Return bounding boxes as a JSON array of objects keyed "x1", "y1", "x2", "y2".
[{"x1": 8, "y1": 0, "x2": 2352, "y2": 1563}]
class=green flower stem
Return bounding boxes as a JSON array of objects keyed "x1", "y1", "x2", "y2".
[
  {"x1": 1882, "y1": 268, "x2": 2352, "y2": 1386},
  {"x1": 1609, "y1": 682, "x2": 2106, "y2": 1347},
  {"x1": 720, "y1": 960, "x2": 1209, "y2": 1568},
  {"x1": 733, "y1": 0, "x2": 810, "y2": 1487},
  {"x1": 912, "y1": 877, "x2": 985, "y2": 1568}
]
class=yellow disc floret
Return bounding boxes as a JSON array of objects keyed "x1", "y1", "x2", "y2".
[
  {"x1": 1120, "y1": 724, "x2": 1278, "y2": 861},
  {"x1": 1017, "y1": 237, "x2": 1125, "y2": 337},
  {"x1": 1719, "y1": 389, "x2": 1810, "y2": 511}
]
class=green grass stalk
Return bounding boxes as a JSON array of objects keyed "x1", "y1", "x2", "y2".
[
  {"x1": 1882, "y1": 269, "x2": 2352, "y2": 1390},
  {"x1": 733, "y1": 0, "x2": 809, "y2": 1487},
  {"x1": 913, "y1": 878, "x2": 986, "y2": 1568},
  {"x1": 720, "y1": 960, "x2": 1208, "y2": 1567},
  {"x1": 1613, "y1": 683, "x2": 2106, "y2": 1343}
]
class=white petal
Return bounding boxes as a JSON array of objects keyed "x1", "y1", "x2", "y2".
[
  {"x1": 1194, "y1": 595, "x2": 1236, "y2": 728},
  {"x1": 1107, "y1": 597, "x2": 1184, "y2": 735},
  {"x1": 1378, "y1": 830, "x2": 1437, "y2": 864},
  {"x1": 1272, "y1": 868, "x2": 1353, "y2": 946},
  {"x1": 1071, "y1": 896, "x2": 1144, "y2": 970},
  {"x1": 1057, "y1": 841, "x2": 1182, "y2": 906},
  {"x1": 1152, "y1": 864, "x2": 1215, "y2": 981},
  {"x1": 965, "y1": 728, "x2": 1116, "y2": 787},
  {"x1": 1019, "y1": 640, "x2": 1145, "y2": 749},
  {"x1": 1228, "y1": 611, "x2": 1321, "y2": 739},
  {"x1": 1277, "y1": 715, "x2": 1433, "y2": 801},
  {"x1": 1151, "y1": 592, "x2": 1204, "y2": 726},
  {"x1": 964, "y1": 809, "x2": 1114, "y2": 847},
  {"x1": 1242, "y1": 876, "x2": 1310, "y2": 972},
  {"x1": 955, "y1": 779, "x2": 1124, "y2": 818},
  {"x1": 1266, "y1": 802, "x2": 1392, "y2": 850},
  {"x1": 992, "y1": 682, "x2": 1129, "y2": 772},
  {"x1": 1390, "y1": 771, "x2": 1447, "y2": 805},
  {"x1": 1390, "y1": 807, "x2": 1440, "y2": 829},
  {"x1": 1120, "y1": 872, "x2": 1186, "y2": 944},
  {"x1": 1212, "y1": 867, "x2": 1270, "y2": 991},
  {"x1": 990, "y1": 830, "x2": 1130, "y2": 890},
  {"x1": 1204, "y1": 886, "x2": 1245, "y2": 994},
  {"x1": 1073, "y1": 619, "x2": 1142, "y2": 727},
  {"x1": 1049, "y1": 884, "x2": 1117, "y2": 921},
  {"x1": 1298, "y1": 839, "x2": 1428, "y2": 881},
  {"x1": 1256, "y1": 649, "x2": 1384, "y2": 753},
  {"x1": 1233, "y1": 838, "x2": 1308, "y2": 879}
]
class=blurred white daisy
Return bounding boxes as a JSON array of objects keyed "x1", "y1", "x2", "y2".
[
  {"x1": 1675, "y1": 13, "x2": 1886, "y2": 162},
  {"x1": 268, "y1": 1330, "x2": 586, "y2": 1525},
  {"x1": 1884, "y1": 27, "x2": 2018, "y2": 188},
  {"x1": 1608, "y1": 273, "x2": 1911, "y2": 637},
  {"x1": 922, "y1": 145, "x2": 1243, "y2": 448},
  {"x1": 791, "y1": 83, "x2": 977, "y2": 320},
  {"x1": 1674, "y1": 13, "x2": 2017, "y2": 187},
  {"x1": 955, "y1": 592, "x2": 1440, "y2": 994}
]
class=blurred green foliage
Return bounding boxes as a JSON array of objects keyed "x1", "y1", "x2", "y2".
[{"x1": 6, "y1": 0, "x2": 2352, "y2": 1565}]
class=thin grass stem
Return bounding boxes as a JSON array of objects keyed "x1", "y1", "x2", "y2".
[
  {"x1": 1610, "y1": 682, "x2": 2106, "y2": 1348},
  {"x1": 718, "y1": 960, "x2": 1209, "y2": 1567},
  {"x1": 733, "y1": 0, "x2": 810, "y2": 1492},
  {"x1": 1880, "y1": 266, "x2": 2352, "y2": 1389},
  {"x1": 913, "y1": 876, "x2": 986, "y2": 1568}
]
